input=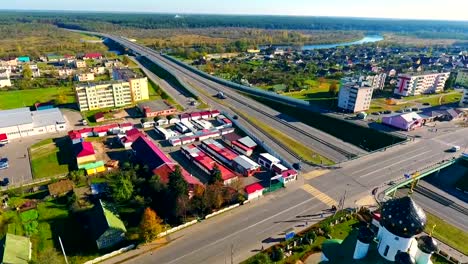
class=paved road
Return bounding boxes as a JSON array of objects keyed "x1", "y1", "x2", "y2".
[
  {"x1": 106, "y1": 34, "x2": 366, "y2": 163},
  {"x1": 101, "y1": 127, "x2": 468, "y2": 264}
]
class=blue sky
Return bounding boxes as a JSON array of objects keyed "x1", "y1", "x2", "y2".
[{"x1": 3, "y1": 0, "x2": 468, "y2": 21}]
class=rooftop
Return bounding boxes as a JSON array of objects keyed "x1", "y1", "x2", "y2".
[
  {"x1": 237, "y1": 136, "x2": 257, "y2": 148},
  {"x1": 112, "y1": 67, "x2": 143, "y2": 80},
  {"x1": 202, "y1": 139, "x2": 238, "y2": 161},
  {"x1": 233, "y1": 155, "x2": 260, "y2": 170},
  {"x1": 0, "y1": 107, "x2": 33, "y2": 128},
  {"x1": 138, "y1": 100, "x2": 174, "y2": 112},
  {"x1": 31, "y1": 108, "x2": 66, "y2": 127},
  {"x1": 0, "y1": 234, "x2": 31, "y2": 264}
]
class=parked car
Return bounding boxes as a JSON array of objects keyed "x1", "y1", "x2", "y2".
[
  {"x1": 384, "y1": 110, "x2": 392, "y2": 114},
  {"x1": 1, "y1": 178, "x2": 9, "y2": 186},
  {"x1": 422, "y1": 102, "x2": 431, "y2": 106},
  {"x1": 371, "y1": 112, "x2": 380, "y2": 116},
  {"x1": 0, "y1": 158, "x2": 8, "y2": 170},
  {"x1": 292, "y1": 163, "x2": 302, "y2": 170},
  {"x1": 232, "y1": 115, "x2": 238, "y2": 120},
  {"x1": 411, "y1": 107, "x2": 419, "y2": 112},
  {"x1": 449, "y1": 146, "x2": 461, "y2": 152}
]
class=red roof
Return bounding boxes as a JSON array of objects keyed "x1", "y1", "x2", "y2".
[
  {"x1": 223, "y1": 118, "x2": 232, "y2": 124},
  {"x1": 281, "y1": 169, "x2": 298, "y2": 178},
  {"x1": 232, "y1": 140, "x2": 252, "y2": 151},
  {"x1": 202, "y1": 140, "x2": 238, "y2": 161},
  {"x1": 94, "y1": 112, "x2": 104, "y2": 120},
  {"x1": 84, "y1": 53, "x2": 102, "y2": 59},
  {"x1": 74, "y1": 142, "x2": 95, "y2": 157},
  {"x1": 0, "y1": 133, "x2": 7, "y2": 141},
  {"x1": 200, "y1": 111, "x2": 211, "y2": 116},
  {"x1": 93, "y1": 123, "x2": 119, "y2": 133},
  {"x1": 211, "y1": 110, "x2": 220, "y2": 115},
  {"x1": 191, "y1": 112, "x2": 201, "y2": 117},
  {"x1": 245, "y1": 183, "x2": 264, "y2": 194},
  {"x1": 119, "y1": 123, "x2": 133, "y2": 128},
  {"x1": 153, "y1": 163, "x2": 202, "y2": 186},
  {"x1": 123, "y1": 128, "x2": 144, "y2": 143},
  {"x1": 77, "y1": 127, "x2": 93, "y2": 134},
  {"x1": 68, "y1": 131, "x2": 82, "y2": 140},
  {"x1": 183, "y1": 145, "x2": 236, "y2": 181}
]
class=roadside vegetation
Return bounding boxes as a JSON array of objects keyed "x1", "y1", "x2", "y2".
[{"x1": 425, "y1": 212, "x2": 468, "y2": 255}]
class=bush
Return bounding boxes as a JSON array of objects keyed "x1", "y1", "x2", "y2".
[
  {"x1": 23, "y1": 221, "x2": 39, "y2": 235},
  {"x1": 270, "y1": 246, "x2": 284, "y2": 262},
  {"x1": 245, "y1": 253, "x2": 272, "y2": 264},
  {"x1": 19, "y1": 209, "x2": 38, "y2": 222}
]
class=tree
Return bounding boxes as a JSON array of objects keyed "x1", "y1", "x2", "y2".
[
  {"x1": 271, "y1": 246, "x2": 284, "y2": 261},
  {"x1": 153, "y1": 116, "x2": 162, "y2": 122},
  {"x1": 139, "y1": 207, "x2": 164, "y2": 242},
  {"x1": 109, "y1": 172, "x2": 134, "y2": 202},
  {"x1": 122, "y1": 55, "x2": 131, "y2": 66},
  {"x1": 168, "y1": 165, "x2": 188, "y2": 198},
  {"x1": 22, "y1": 64, "x2": 33, "y2": 80},
  {"x1": 329, "y1": 81, "x2": 339, "y2": 96},
  {"x1": 209, "y1": 164, "x2": 223, "y2": 184}
]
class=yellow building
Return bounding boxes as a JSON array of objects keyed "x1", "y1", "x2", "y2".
[
  {"x1": 75, "y1": 81, "x2": 133, "y2": 111},
  {"x1": 112, "y1": 68, "x2": 149, "y2": 102}
]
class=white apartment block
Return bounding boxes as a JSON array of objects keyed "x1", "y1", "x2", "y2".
[
  {"x1": 460, "y1": 87, "x2": 468, "y2": 108},
  {"x1": 394, "y1": 72, "x2": 450, "y2": 96},
  {"x1": 76, "y1": 82, "x2": 133, "y2": 111},
  {"x1": 366, "y1": 73, "x2": 387, "y2": 90},
  {"x1": 75, "y1": 73, "x2": 95, "y2": 82},
  {"x1": 455, "y1": 69, "x2": 468, "y2": 88},
  {"x1": 338, "y1": 80, "x2": 374, "y2": 113}
]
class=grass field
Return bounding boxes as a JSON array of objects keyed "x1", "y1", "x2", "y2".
[
  {"x1": 30, "y1": 137, "x2": 73, "y2": 179},
  {"x1": 276, "y1": 79, "x2": 338, "y2": 108},
  {"x1": 0, "y1": 87, "x2": 76, "y2": 110},
  {"x1": 425, "y1": 212, "x2": 468, "y2": 255},
  {"x1": 370, "y1": 91, "x2": 462, "y2": 112}
]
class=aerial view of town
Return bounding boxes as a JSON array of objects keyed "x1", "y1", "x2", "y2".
[{"x1": 0, "y1": 1, "x2": 467, "y2": 264}]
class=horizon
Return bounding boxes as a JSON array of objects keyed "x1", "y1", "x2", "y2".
[{"x1": 2, "y1": 0, "x2": 468, "y2": 22}]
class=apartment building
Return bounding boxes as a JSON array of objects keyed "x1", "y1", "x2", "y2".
[
  {"x1": 394, "y1": 72, "x2": 450, "y2": 96},
  {"x1": 455, "y1": 69, "x2": 468, "y2": 88},
  {"x1": 75, "y1": 82, "x2": 133, "y2": 111},
  {"x1": 337, "y1": 79, "x2": 374, "y2": 113},
  {"x1": 366, "y1": 73, "x2": 387, "y2": 90},
  {"x1": 112, "y1": 68, "x2": 149, "y2": 101},
  {"x1": 75, "y1": 73, "x2": 95, "y2": 82}
]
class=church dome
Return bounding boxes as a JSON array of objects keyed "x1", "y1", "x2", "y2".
[
  {"x1": 417, "y1": 235, "x2": 438, "y2": 253},
  {"x1": 380, "y1": 196, "x2": 426, "y2": 238},
  {"x1": 395, "y1": 251, "x2": 416, "y2": 264}
]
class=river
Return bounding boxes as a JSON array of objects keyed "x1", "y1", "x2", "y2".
[{"x1": 261, "y1": 35, "x2": 384, "y2": 51}]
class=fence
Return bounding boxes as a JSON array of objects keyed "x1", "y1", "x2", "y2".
[
  {"x1": 205, "y1": 203, "x2": 240, "y2": 219},
  {"x1": 84, "y1": 244, "x2": 135, "y2": 264},
  {"x1": 0, "y1": 174, "x2": 68, "y2": 193},
  {"x1": 157, "y1": 219, "x2": 198, "y2": 238}
]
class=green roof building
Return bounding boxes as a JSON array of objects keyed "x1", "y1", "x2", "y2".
[
  {"x1": 0, "y1": 234, "x2": 32, "y2": 264},
  {"x1": 90, "y1": 200, "x2": 127, "y2": 249}
]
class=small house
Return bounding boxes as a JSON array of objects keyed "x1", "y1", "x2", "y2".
[
  {"x1": 278, "y1": 169, "x2": 298, "y2": 185},
  {"x1": 232, "y1": 155, "x2": 261, "y2": 177},
  {"x1": 118, "y1": 123, "x2": 134, "y2": 133},
  {"x1": 94, "y1": 112, "x2": 105, "y2": 123},
  {"x1": 382, "y1": 112, "x2": 424, "y2": 131},
  {"x1": 272, "y1": 163, "x2": 288, "y2": 175},
  {"x1": 245, "y1": 183, "x2": 264, "y2": 200},
  {"x1": 222, "y1": 133, "x2": 242, "y2": 146},
  {"x1": 89, "y1": 200, "x2": 126, "y2": 249},
  {"x1": 48, "y1": 180, "x2": 74, "y2": 197},
  {"x1": 155, "y1": 118, "x2": 169, "y2": 127},
  {"x1": 74, "y1": 142, "x2": 96, "y2": 165},
  {"x1": 232, "y1": 136, "x2": 257, "y2": 156}
]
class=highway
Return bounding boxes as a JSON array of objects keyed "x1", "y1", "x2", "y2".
[
  {"x1": 100, "y1": 127, "x2": 468, "y2": 264},
  {"x1": 106, "y1": 34, "x2": 366, "y2": 163}
]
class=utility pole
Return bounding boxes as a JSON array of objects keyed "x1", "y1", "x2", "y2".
[{"x1": 58, "y1": 236, "x2": 69, "y2": 264}]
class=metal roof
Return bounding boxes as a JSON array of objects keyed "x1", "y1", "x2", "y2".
[
  {"x1": 31, "y1": 108, "x2": 66, "y2": 127},
  {"x1": 233, "y1": 155, "x2": 259, "y2": 169},
  {"x1": 0, "y1": 107, "x2": 33, "y2": 128},
  {"x1": 238, "y1": 136, "x2": 257, "y2": 148}
]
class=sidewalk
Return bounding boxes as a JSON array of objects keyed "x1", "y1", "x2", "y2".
[{"x1": 100, "y1": 237, "x2": 169, "y2": 264}]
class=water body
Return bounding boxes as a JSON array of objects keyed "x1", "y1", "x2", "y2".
[{"x1": 262, "y1": 35, "x2": 384, "y2": 51}]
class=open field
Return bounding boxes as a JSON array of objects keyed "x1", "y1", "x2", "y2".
[
  {"x1": 0, "y1": 87, "x2": 76, "y2": 110},
  {"x1": 370, "y1": 91, "x2": 462, "y2": 112},
  {"x1": 30, "y1": 137, "x2": 73, "y2": 179},
  {"x1": 425, "y1": 212, "x2": 468, "y2": 255},
  {"x1": 281, "y1": 79, "x2": 337, "y2": 108}
]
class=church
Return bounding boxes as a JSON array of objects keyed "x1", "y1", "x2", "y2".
[{"x1": 321, "y1": 196, "x2": 438, "y2": 263}]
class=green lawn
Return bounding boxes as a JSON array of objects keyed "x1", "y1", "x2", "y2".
[
  {"x1": 282, "y1": 79, "x2": 337, "y2": 108},
  {"x1": 425, "y1": 212, "x2": 468, "y2": 255},
  {"x1": 30, "y1": 137, "x2": 73, "y2": 179},
  {"x1": 370, "y1": 91, "x2": 462, "y2": 112},
  {"x1": 0, "y1": 87, "x2": 76, "y2": 110}
]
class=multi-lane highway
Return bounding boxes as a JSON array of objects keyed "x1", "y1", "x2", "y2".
[{"x1": 103, "y1": 33, "x2": 366, "y2": 164}]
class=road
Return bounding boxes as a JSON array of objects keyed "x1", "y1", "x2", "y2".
[
  {"x1": 101, "y1": 126, "x2": 468, "y2": 264},
  {"x1": 104, "y1": 34, "x2": 366, "y2": 163}
]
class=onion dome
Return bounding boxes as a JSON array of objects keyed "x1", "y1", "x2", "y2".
[
  {"x1": 380, "y1": 196, "x2": 426, "y2": 238},
  {"x1": 417, "y1": 235, "x2": 438, "y2": 253},
  {"x1": 395, "y1": 251, "x2": 416, "y2": 264},
  {"x1": 357, "y1": 225, "x2": 375, "y2": 244}
]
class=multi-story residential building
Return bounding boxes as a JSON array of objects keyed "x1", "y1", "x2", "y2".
[
  {"x1": 75, "y1": 73, "x2": 95, "y2": 82},
  {"x1": 58, "y1": 68, "x2": 75, "y2": 78},
  {"x1": 112, "y1": 68, "x2": 149, "y2": 101},
  {"x1": 337, "y1": 79, "x2": 374, "y2": 113},
  {"x1": 366, "y1": 73, "x2": 387, "y2": 90},
  {"x1": 394, "y1": 72, "x2": 450, "y2": 96},
  {"x1": 458, "y1": 70, "x2": 468, "y2": 107},
  {"x1": 75, "y1": 81, "x2": 133, "y2": 111}
]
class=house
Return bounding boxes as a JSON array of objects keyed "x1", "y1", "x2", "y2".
[
  {"x1": 74, "y1": 141, "x2": 96, "y2": 166},
  {"x1": 245, "y1": 182, "x2": 265, "y2": 200},
  {"x1": 58, "y1": 68, "x2": 74, "y2": 78},
  {"x1": 93, "y1": 124, "x2": 119, "y2": 137},
  {"x1": 200, "y1": 139, "x2": 239, "y2": 165},
  {"x1": 47, "y1": 54, "x2": 64, "y2": 62},
  {"x1": 232, "y1": 155, "x2": 261, "y2": 177},
  {"x1": 155, "y1": 118, "x2": 169, "y2": 127},
  {"x1": 119, "y1": 123, "x2": 134, "y2": 133},
  {"x1": 382, "y1": 112, "x2": 425, "y2": 131},
  {"x1": 0, "y1": 76, "x2": 12, "y2": 88},
  {"x1": 258, "y1": 153, "x2": 280, "y2": 170},
  {"x1": 153, "y1": 163, "x2": 202, "y2": 197},
  {"x1": 83, "y1": 53, "x2": 103, "y2": 60},
  {"x1": 91, "y1": 66, "x2": 106, "y2": 75},
  {"x1": 278, "y1": 169, "x2": 298, "y2": 185},
  {"x1": 75, "y1": 72, "x2": 95, "y2": 82},
  {"x1": 89, "y1": 200, "x2": 126, "y2": 249},
  {"x1": 155, "y1": 127, "x2": 178, "y2": 140},
  {"x1": 74, "y1": 60, "x2": 87, "y2": 68},
  {"x1": 138, "y1": 100, "x2": 177, "y2": 118},
  {"x1": 222, "y1": 133, "x2": 242, "y2": 146},
  {"x1": 0, "y1": 234, "x2": 32, "y2": 264},
  {"x1": 232, "y1": 136, "x2": 257, "y2": 156},
  {"x1": 119, "y1": 128, "x2": 144, "y2": 149},
  {"x1": 94, "y1": 112, "x2": 105, "y2": 123},
  {"x1": 271, "y1": 163, "x2": 288, "y2": 175},
  {"x1": 48, "y1": 180, "x2": 74, "y2": 197}
]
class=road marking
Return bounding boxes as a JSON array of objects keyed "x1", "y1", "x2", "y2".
[
  {"x1": 358, "y1": 149, "x2": 433, "y2": 179},
  {"x1": 301, "y1": 184, "x2": 336, "y2": 207},
  {"x1": 303, "y1": 169, "x2": 330, "y2": 180}
]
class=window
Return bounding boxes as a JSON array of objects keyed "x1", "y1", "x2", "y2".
[{"x1": 383, "y1": 245, "x2": 390, "y2": 257}]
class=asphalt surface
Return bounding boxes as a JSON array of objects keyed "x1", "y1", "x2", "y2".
[
  {"x1": 106, "y1": 34, "x2": 366, "y2": 163},
  {"x1": 101, "y1": 127, "x2": 468, "y2": 264}
]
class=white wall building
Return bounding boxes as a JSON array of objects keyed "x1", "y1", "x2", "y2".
[
  {"x1": 366, "y1": 73, "x2": 387, "y2": 90},
  {"x1": 75, "y1": 72, "x2": 95, "y2": 82},
  {"x1": 0, "y1": 108, "x2": 67, "y2": 139},
  {"x1": 338, "y1": 80, "x2": 373, "y2": 113},
  {"x1": 394, "y1": 72, "x2": 450, "y2": 96},
  {"x1": 0, "y1": 76, "x2": 12, "y2": 88}
]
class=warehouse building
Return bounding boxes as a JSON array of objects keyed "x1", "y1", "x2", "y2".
[{"x1": 0, "y1": 107, "x2": 67, "y2": 140}]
